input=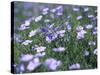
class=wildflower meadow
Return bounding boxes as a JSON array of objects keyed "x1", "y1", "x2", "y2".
[{"x1": 11, "y1": 1, "x2": 97, "y2": 74}]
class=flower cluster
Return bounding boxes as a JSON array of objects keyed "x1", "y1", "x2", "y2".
[
  {"x1": 76, "y1": 26, "x2": 87, "y2": 39},
  {"x1": 44, "y1": 58, "x2": 62, "y2": 70}
]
